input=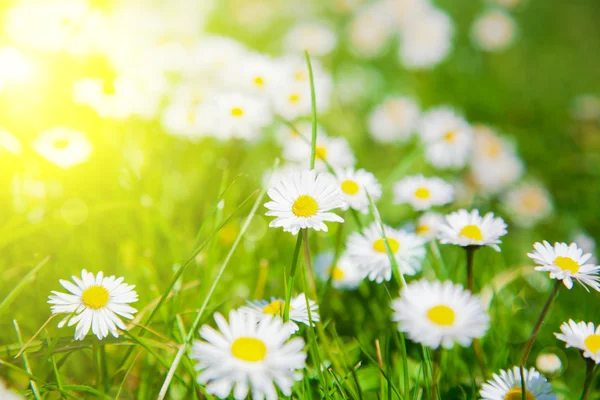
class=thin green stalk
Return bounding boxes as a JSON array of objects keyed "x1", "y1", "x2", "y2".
[
  {"x1": 305, "y1": 50, "x2": 318, "y2": 170},
  {"x1": 582, "y1": 358, "x2": 598, "y2": 400},
  {"x1": 13, "y1": 320, "x2": 42, "y2": 400},
  {"x1": 284, "y1": 234, "x2": 304, "y2": 322},
  {"x1": 0, "y1": 256, "x2": 50, "y2": 314},
  {"x1": 466, "y1": 246, "x2": 477, "y2": 292}
]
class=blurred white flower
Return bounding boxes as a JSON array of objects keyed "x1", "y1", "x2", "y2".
[
  {"x1": 502, "y1": 182, "x2": 552, "y2": 227},
  {"x1": 535, "y1": 353, "x2": 563, "y2": 375},
  {"x1": 0, "y1": 128, "x2": 23, "y2": 156},
  {"x1": 284, "y1": 22, "x2": 337, "y2": 57},
  {"x1": 368, "y1": 96, "x2": 420, "y2": 143},
  {"x1": 415, "y1": 212, "x2": 445, "y2": 241},
  {"x1": 472, "y1": 9, "x2": 516, "y2": 52},
  {"x1": 572, "y1": 231, "x2": 597, "y2": 264},
  {"x1": 315, "y1": 252, "x2": 364, "y2": 290},
  {"x1": 0, "y1": 47, "x2": 36, "y2": 86},
  {"x1": 332, "y1": 168, "x2": 382, "y2": 214},
  {"x1": 393, "y1": 175, "x2": 454, "y2": 211},
  {"x1": 571, "y1": 95, "x2": 600, "y2": 121},
  {"x1": 282, "y1": 133, "x2": 355, "y2": 171},
  {"x1": 399, "y1": 9, "x2": 453, "y2": 69},
  {"x1": 274, "y1": 121, "x2": 327, "y2": 146},
  {"x1": 382, "y1": 0, "x2": 433, "y2": 29},
  {"x1": 241, "y1": 293, "x2": 319, "y2": 333},
  {"x1": 161, "y1": 83, "x2": 209, "y2": 140},
  {"x1": 184, "y1": 35, "x2": 248, "y2": 79},
  {"x1": 347, "y1": 3, "x2": 394, "y2": 58},
  {"x1": 419, "y1": 107, "x2": 473, "y2": 169},
  {"x1": 34, "y1": 128, "x2": 92, "y2": 169},
  {"x1": 220, "y1": 53, "x2": 285, "y2": 98},
  {"x1": 0, "y1": 379, "x2": 22, "y2": 400}
]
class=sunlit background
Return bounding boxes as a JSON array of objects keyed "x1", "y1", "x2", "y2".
[{"x1": 1, "y1": 0, "x2": 600, "y2": 397}]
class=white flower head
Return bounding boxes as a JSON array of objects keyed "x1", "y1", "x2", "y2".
[
  {"x1": 368, "y1": 96, "x2": 421, "y2": 143},
  {"x1": 472, "y1": 9, "x2": 516, "y2": 52},
  {"x1": 535, "y1": 353, "x2": 563, "y2": 375},
  {"x1": 0, "y1": 379, "x2": 22, "y2": 400},
  {"x1": 265, "y1": 170, "x2": 345, "y2": 235},
  {"x1": 282, "y1": 134, "x2": 356, "y2": 171},
  {"x1": 333, "y1": 168, "x2": 382, "y2": 214},
  {"x1": 198, "y1": 92, "x2": 273, "y2": 141},
  {"x1": 0, "y1": 128, "x2": 23, "y2": 155},
  {"x1": 274, "y1": 121, "x2": 327, "y2": 146},
  {"x1": 315, "y1": 251, "x2": 365, "y2": 290},
  {"x1": 438, "y1": 209, "x2": 508, "y2": 251},
  {"x1": 240, "y1": 293, "x2": 319, "y2": 334},
  {"x1": 284, "y1": 22, "x2": 337, "y2": 57},
  {"x1": 161, "y1": 83, "x2": 209, "y2": 140},
  {"x1": 502, "y1": 182, "x2": 552, "y2": 227},
  {"x1": 220, "y1": 53, "x2": 285, "y2": 98},
  {"x1": 393, "y1": 175, "x2": 454, "y2": 211},
  {"x1": 48, "y1": 270, "x2": 138, "y2": 340},
  {"x1": 555, "y1": 320, "x2": 600, "y2": 364},
  {"x1": 419, "y1": 107, "x2": 473, "y2": 169},
  {"x1": 346, "y1": 222, "x2": 426, "y2": 283},
  {"x1": 347, "y1": 2, "x2": 394, "y2": 58},
  {"x1": 34, "y1": 128, "x2": 92, "y2": 169},
  {"x1": 399, "y1": 9, "x2": 454, "y2": 69},
  {"x1": 415, "y1": 212, "x2": 445, "y2": 241},
  {"x1": 392, "y1": 279, "x2": 489, "y2": 349},
  {"x1": 480, "y1": 366, "x2": 557, "y2": 400},
  {"x1": 191, "y1": 310, "x2": 306, "y2": 400},
  {"x1": 527, "y1": 241, "x2": 600, "y2": 291}
]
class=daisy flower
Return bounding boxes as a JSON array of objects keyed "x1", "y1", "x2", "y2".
[
  {"x1": 368, "y1": 96, "x2": 421, "y2": 143},
  {"x1": 48, "y1": 270, "x2": 138, "y2": 340},
  {"x1": 528, "y1": 241, "x2": 600, "y2": 291},
  {"x1": 502, "y1": 182, "x2": 552, "y2": 227},
  {"x1": 161, "y1": 83, "x2": 208, "y2": 140},
  {"x1": 191, "y1": 310, "x2": 306, "y2": 400},
  {"x1": 480, "y1": 366, "x2": 557, "y2": 400},
  {"x1": 347, "y1": 3, "x2": 394, "y2": 58},
  {"x1": 34, "y1": 127, "x2": 92, "y2": 169},
  {"x1": 315, "y1": 251, "x2": 364, "y2": 290},
  {"x1": 198, "y1": 92, "x2": 272, "y2": 141},
  {"x1": 241, "y1": 293, "x2": 319, "y2": 333},
  {"x1": 555, "y1": 320, "x2": 600, "y2": 364},
  {"x1": 535, "y1": 353, "x2": 563, "y2": 375},
  {"x1": 438, "y1": 209, "x2": 508, "y2": 251},
  {"x1": 264, "y1": 170, "x2": 345, "y2": 235},
  {"x1": 274, "y1": 121, "x2": 327, "y2": 146},
  {"x1": 393, "y1": 175, "x2": 454, "y2": 211},
  {"x1": 398, "y1": 9, "x2": 454, "y2": 70},
  {"x1": 419, "y1": 107, "x2": 473, "y2": 169},
  {"x1": 415, "y1": 212, "x2": 445, "y2": 241},
  {"x1": 332, "y1": 168, "x2": 382, "y2": 214},
  {"x1": 282, "y1": 134, "x2": 356, "y2": 171},
  {"x1": 0, "y1": 128, "x2": 23, "y2": 155},
  {"x1": 392, "y1": 280, "x2": 489, "y2": 349},
  {"x1": 572, "y1": 230, "x2": 597, "y2": 264},
  {"x1": 472, "y1": 9, "x2": 516, "y2": 52},
  {"x1": 271, "y1": 81, "x2": 312, "y2": 121},
  {"x1": 346, "y1": 222, "x2": 426, "y2": 283},
  {"x1": 284, "y1": 22, "x2": 337, "y2": 57},
  {"x1": 220, "y1": 52, "x2": 284, "y2": 97}
]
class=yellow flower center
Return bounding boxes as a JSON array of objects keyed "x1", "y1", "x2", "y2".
[
  {"x1": 231, "y1": 107, "x2": 244, "y2": 117},
  {"x1": 373, "y1": 238, "x2": 400, "y2": 253},
  {"x1": 522, "y1": 192, "x2": 543, "y2": 212},
  {"x1": 231, "y1": 337, "x2": 267, "y2": 362},
  {"x1": 414, "y1": 187, "x2": 430, "y2": 199},
  {"x1": 292, "y1": 195, "x2": 318, "y2": 217},
  {"x1": 294, "y1": 71, "x2": 305, "y2": 81},
  {"x1": 444, "y1": 131, "x2": 456, "y2": 142},
  {"x1": 427, "y1": 305, "x2": 455, "y2": 326},
  {"x1": 53, "y1": 139, "x2": 70, "y2": 149},
  {"x1": 82, "y1": 285, "x2": 109, "y2": 310},
  {"x1": 584, "y1": 334, "x2": 600, "y2": 354},
  {"x1": 187, "y1": 110, "x2": 196, "y2": 124},
  {"x1": 289, "y1": 93, "x2": 300, "y2": 103},
  {"x1": 331, "y1": 266, "x2": 345, "y2": 280},
  {"x1": 487, "y1": 142, "x2": 501, "y2": 158},
  {"x1": 554, "y1": 256, "x2": 580, "y2": 274},
  {"x1": 102, "y1": 80, "x2": 116, "y2": 95},
  {"x1": 262, "y1": 299, "x2": 285, "y2": 315},
  {"x1": 254, "y1": 76, "x2": 264, "y2": 86},
  {"x1": 416, "y1": 225, "x2": 430, "y2": 235},
  {"x1": 459, "y1": 225, "x2": 483, "y2": 241},
  {"x1": 315, "y1": 146, "x2": 327, "y2": 160},
  {"x1": 503, "y1": 388, "x2": 536, "y2": 400},
  {"x1": 341, "y1": 180, "x2": 359, "y2": 195}
]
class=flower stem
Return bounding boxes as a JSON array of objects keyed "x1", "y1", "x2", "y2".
[
  {"x1": 520, "y1": 280, "x2": 561, "y2": 366},
  {"x1": 302, "y1": 229, "x2": 318, "y2": 301},
  {"x1": 465, "y1": 246, "x2": 477, "y2": 292},
  {"x1": 284, "y1": 233, "x2": 304, "y2": 322},
  {"x1": 432, "y1": 348, "x2": 442, "y2": 400},
  {"x1": 582, "y1": 357, "x2": 598, "y2": 400}
]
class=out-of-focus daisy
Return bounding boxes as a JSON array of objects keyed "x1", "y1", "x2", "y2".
[
  {"x1": 438, "y1": 209, "x2": 508, "y2": 251},
  {"x1": 393, "y1": 175, "x2": 454, "y2": 211},
  {"x1": 282, "y1": 133, "x2": 355, "y2": 171},
  {"x1": 347, "y1": 3, "x2": 394, "y2": 58},
  {"x1": 161, "y1": 84, "x2": 207, "y2": 140},
  {"x1": 419, "y1": 107, "x2": 473, "y2": 169},
  {"x1": 0, "y1": 128, "x2": 23, "y2": 155},
  {"x1": 536, "y1": 353, "x2": 563, "y2": 375},
  {"x1": 185, "y1": 35, "x2": 247, "y2": 79},
  {"x1": 480, "y1": 366, "x2": 556, "y2": 400},
  {"x1": 382, "y1": 0, "x2": 433, "y2": 29},
  {"x1": 48, "y1": 270, "x2": 138, "y2": 340},
  {"x1": 368, "y1": 96, "x2": 420, "y2": 143},
  {"x1": 415, "y1": 212, "x2": 445, "y2": 241},
  {"x1": 399, "y1": 9, "x2": 454, "y2": 69},
  {"x1": 332, "y1": 168, "x2": 382, "y2": 214},
  {"x1": 0, "y1": 380, "x2": 22, "y2": 400},
  {"x1": 502, "y1": 182, "x2": 552, "y2": 227},
  {"x1": 241, "y1": 293, "x2": 319, "y2": 333},
  {"x1": 34, "y1": 128, "x2": 92, "y2": 169},
  {"x1": 191, "y1": 310, "x2": 306, "y2": 400},
  {"x1": 220, "y1": 53, "x2": 284, "y2": 97},
  {"x1": 271, "y1": 81, "x2": 313, "y2": 121},
  {"x1": 0, "y1": 47, "x2": 36, "y2": 86},
  {"x1": 315, "y1": 252, "x2": 364, "y2": 290},
  {"x1": 346, "y1": 222, "x2": 426, "y2": 283},
  {"x1": 528, "y1": 241, "x2": 600, "y2": 291},
  {"x1": 571, "y1": 95, "x2": 600, "y2": 121},
  {"x1": 472, "y1": 9, "x2": 516, "y2": 52},
  {"x1": 392, "y1": 279, "x2": 489, "y2": 349},
  {"x1": 278, "y1": 56, "x2": 333, "y2": 111},
  {"x1": 555, "y1": 320, "x2": 600, "y2": 364},
  {"x1": 572, "y1": 231, "x2": 597, "y2": 264},
  {"x1": 274, "y1": 121, "x2": 327, "y2": 146},
  {"x1": 284, "y1": 22, "x2": 337, "y2": 57},
  {"x1": 264, "y1": 170, "x2": 345, "y2": 235},
  {"x1": 198, "y1": 92, "x2": 272, "y2": 141}
]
